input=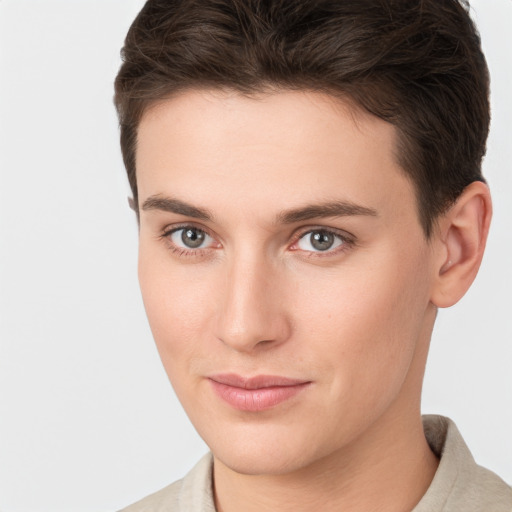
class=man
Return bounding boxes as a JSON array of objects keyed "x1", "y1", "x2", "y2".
[{"x1": 114, "y1": 0, "x2": 511, "y2": 510}]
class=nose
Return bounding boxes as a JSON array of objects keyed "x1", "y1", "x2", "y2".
[{"x1": 214, "y1": 253, "x2": 291, "y2": 353}]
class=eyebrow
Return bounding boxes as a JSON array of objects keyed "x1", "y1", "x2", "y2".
[
  {"x1": 141, "y1": 195, "x2": 378, "y2": 224},
  {"x1": 141, "y1": 196, "x2": 213, "y2": 221},
  {"x1": 276, "y1": 201, "x2": 378, "y2": 224}
]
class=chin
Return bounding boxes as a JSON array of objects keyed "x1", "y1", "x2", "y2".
[
  {"x1": 214, "y1": 446, "x2": 311, "y2": 476},
  {"x1": 204, "y1": 422, "x2": 331, "y2": 477}
]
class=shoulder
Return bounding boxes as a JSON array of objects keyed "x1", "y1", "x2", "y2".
[
  {"x1": 444, "y1": 463, "x2": 512, "y2": 512},
  {"x1": 415, "y1": 415, "x2": 512, "y2": 512},
  {"x1": 117, "y1": 453, "x2": 215, "y2": 512},
  {"x1": 118, "y1": 479, "x2": 182, "y2": 512}
]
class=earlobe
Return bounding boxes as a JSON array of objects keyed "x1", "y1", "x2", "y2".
[{"x1": 430, "y1": 181, "x2": 492, "y2": 308}]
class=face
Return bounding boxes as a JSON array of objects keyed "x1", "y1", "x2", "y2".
[{"x1": 136, "y1": 90, "x2": 438, "y2": 476}]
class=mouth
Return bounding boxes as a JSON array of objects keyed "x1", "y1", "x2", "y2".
[{"x1": 208, "y1": 373, "x2": 312, "y2": 412}]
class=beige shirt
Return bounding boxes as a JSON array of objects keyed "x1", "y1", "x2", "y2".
[{"x1": 119, "y1": 415, "x2": 512, "y2": 512}]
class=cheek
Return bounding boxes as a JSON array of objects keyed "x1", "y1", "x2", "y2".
[
  {"x1": 293, "y1": 249, "x2": 431, "y2": 397},
  {"x1": 137, "y1": 247, "x2": 215, "y2": 371}
]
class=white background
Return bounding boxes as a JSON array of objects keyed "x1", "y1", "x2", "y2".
[{"x1": 0, "y1": 1, "x2": 510, "y2": 511}]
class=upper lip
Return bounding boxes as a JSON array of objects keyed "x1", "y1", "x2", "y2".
[{"x1": 208, "y1": 373, "x2": 310, "y2": 389}]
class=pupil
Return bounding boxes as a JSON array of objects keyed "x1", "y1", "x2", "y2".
[
  {"x1": 182, "y1": 228, "x2": 205, "y2": 248},
  {"x1": 311, "y1": 231, "x2": 334, "y2": 251}
]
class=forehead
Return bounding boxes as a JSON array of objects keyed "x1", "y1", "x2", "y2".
[{"x1": 136, "y1": 89, "x2": 416, "y2": 224}]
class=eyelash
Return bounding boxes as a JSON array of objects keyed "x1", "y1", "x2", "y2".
[{"x1": 159, "y1": 224, "x2": 355, "y2": 259}]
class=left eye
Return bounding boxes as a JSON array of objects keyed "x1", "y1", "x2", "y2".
[
  {"x1": 169, "y1": 227, "x2": 213, "y2": 249},
  {"x1": 296, "y1": 230, "x2": 345, "y2": 252}
]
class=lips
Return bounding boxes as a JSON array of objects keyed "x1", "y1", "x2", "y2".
[{"x1": 208, "y1": 373, "x2": 311, "y2": 412}]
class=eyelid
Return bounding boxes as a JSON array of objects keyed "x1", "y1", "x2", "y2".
[
  {"x1": 161, "y1": 222, "x2": 217, "y2": 240},
  {"x1": 291, "y1": 224, "x2": 355, "y2": 242}
]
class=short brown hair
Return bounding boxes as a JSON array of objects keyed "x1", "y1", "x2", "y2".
[{"x1": 114, "y1": 0, "x2": 490, "y2": 236}]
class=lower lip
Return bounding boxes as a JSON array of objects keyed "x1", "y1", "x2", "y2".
[{"x1": 208, "y1": 380, "x2": 310, "y2": 412}]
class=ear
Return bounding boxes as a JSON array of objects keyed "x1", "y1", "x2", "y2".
[
  {"x1": 430, "y1": 181, "x2": 492, "y2": 308},
  {"x1": 128, "y1": 196, "x2": 136, "y2": 211}
]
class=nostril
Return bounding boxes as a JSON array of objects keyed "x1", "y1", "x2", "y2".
[{"x1": 256, "y1": 339, "x2": 274, "y2": 347}]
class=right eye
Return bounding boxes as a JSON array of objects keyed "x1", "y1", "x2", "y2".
[{"x1": 168, "y1": 226, "x2": 214, "y2": 250}]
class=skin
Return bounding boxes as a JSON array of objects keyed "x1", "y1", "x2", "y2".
[{"x1": 135, "y1": 89, "x2": 491, "y2": 512}]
